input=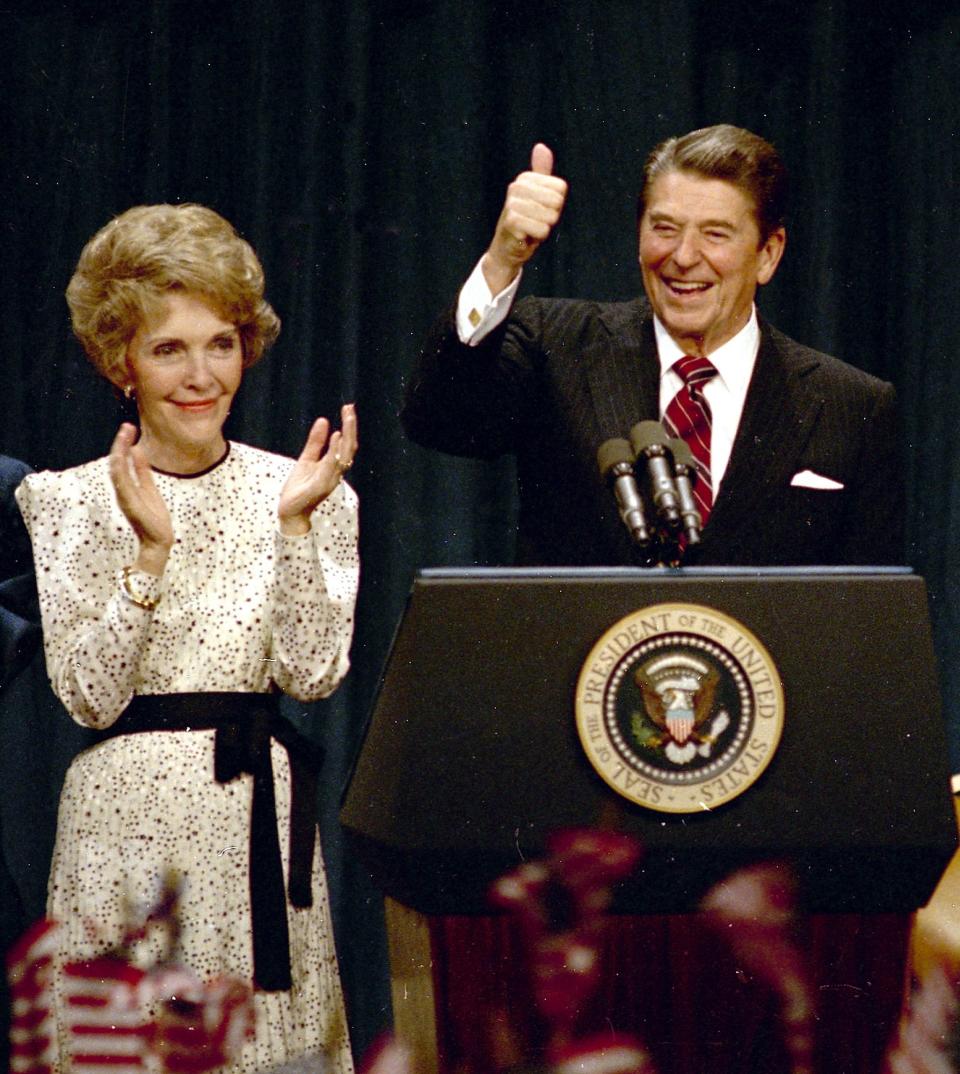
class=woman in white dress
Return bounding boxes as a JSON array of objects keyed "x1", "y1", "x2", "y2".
[{"x1": 15, "y1": 204, "x2": 359, "y2": 1073}]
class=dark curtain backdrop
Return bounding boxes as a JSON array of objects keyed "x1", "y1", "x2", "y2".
[{"x1": 1, "y1": 0, "x2": 959, "y2": 1061}]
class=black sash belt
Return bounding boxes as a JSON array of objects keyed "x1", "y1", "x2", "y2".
[{"x1": 108, "y1": 692, "x2": 324, "y2": 992}]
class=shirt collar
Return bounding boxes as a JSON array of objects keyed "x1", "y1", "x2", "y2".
[{"x1": 654, "y1": 307, "x2": 761, "y2": 397}]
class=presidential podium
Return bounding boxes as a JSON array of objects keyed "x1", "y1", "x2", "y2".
[{"x1": 340, "y1": 567, "x2": 957, "y2": 1074}]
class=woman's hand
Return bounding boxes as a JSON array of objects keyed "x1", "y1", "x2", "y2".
[
  {"x1": 278, "y1": 404, "x2": 358, "y2": 535},
  {"x1": 109, "y1": 423, "x2": 174, "y2": 575}
]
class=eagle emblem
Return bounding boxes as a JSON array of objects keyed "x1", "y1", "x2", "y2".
[
  {"x1": 576, "y1": 603, "x2": 784, "y2": 812},
  {"x1": 633, "y1": 654, "x2": 730, "y2": 765}
]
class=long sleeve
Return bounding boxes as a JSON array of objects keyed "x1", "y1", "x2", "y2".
[
  {"x1": 402, "y1": 298, "x2": 548, "y2": 459},
  {"x1": 837, "y1": 379, "x2": 905, "y2": 566},
  {"x1": 455, "y1": 257, "x2": 522, "y2": 344},
  {"x1": 269, "y1": 480, "x2": 359, "y2": 700},
  {"x1": 15, "y1": 445, "x2": 360, "y2": 724},
  {"x1": 15, "y1": 466, "x2": 149, "y2": 727}
]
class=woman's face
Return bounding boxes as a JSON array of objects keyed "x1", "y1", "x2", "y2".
[{"x1": 124, "y1": 290, "x2": 243, "y2": 473}]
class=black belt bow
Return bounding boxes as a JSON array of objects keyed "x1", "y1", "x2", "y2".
[{"x1": 110, "y1": 691, "x2": 324, "y2": 992}]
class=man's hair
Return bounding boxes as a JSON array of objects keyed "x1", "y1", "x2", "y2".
[
  {"x1": 67, "y1": 203, "x2": 280, "y2": 385},
  {"x1": 638, "y1": 124, "x2": 787, "y2": 243}
]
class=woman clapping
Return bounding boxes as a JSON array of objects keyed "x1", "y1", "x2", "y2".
[{"x1": 16, "y1": 204, "x2": 358, "y2": 1074}]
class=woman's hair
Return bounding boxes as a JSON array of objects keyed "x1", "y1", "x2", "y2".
[{"x1": 66, "y1": 203, "x2": 281, "y2": 384}]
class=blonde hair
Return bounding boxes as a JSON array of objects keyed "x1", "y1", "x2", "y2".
[{"x1": 66, "y1": 203, "x2": 281, "y2": 384}]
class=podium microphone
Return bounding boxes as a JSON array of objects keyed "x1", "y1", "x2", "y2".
[
  {"x1": 629, "y1": 421, "x2": 682, "y2": 531},
  {"x1": 667, "y1": 438, "x2": 703, "y2": 547},
  {"x1": 597, "y1": 438, "x2": 653, "y2": 548}
]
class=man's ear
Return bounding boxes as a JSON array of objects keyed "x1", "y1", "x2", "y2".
[{"x1": 757, "y1": 227, "x2": 786, "y2": 286}]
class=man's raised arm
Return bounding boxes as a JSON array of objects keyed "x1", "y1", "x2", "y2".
[{"x1": 480, "y1": 143, "x2": 568, "y2": 294}]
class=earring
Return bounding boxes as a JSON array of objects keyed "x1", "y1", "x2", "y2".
[{"x1": 123, "y1": 384, "x2": 134, "y2": 400}]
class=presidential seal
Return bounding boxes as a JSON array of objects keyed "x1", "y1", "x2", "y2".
[{"x1": 575, "y1": 603, "x2": 784, "y2": 813}]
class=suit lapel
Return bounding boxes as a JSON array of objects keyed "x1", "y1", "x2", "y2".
[
  {"x1": 583, "y1": 301, "x2": 660, "y2": 443},
  {"x1": 708, "y1": 321, "x2": 823, "y2": 533},
  {"x1": 576, "y1": 307, "x2": 825, "y2": 551}
]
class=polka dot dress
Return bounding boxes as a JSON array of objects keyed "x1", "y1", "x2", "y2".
[{"x1": 16, "y1": 442, "x2": 359, "y2": 1074}]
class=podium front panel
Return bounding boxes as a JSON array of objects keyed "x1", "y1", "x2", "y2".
[{"x1": 340, "y1": 567, "x2": 956, "y2": 914}]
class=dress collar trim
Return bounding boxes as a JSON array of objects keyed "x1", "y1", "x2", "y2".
[{"x1": 150, "y1": 442, "x2": 231, "y2": 479}]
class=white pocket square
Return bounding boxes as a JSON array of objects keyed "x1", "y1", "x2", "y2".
[{"x1": 790, "y1": 470, "x2": 844, "y2": 490}]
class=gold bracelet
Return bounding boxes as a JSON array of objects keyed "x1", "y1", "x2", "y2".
[{"x1": 121, "y1": 565, "x2": 161, "y2": 611}]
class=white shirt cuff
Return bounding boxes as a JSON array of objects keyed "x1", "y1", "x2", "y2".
[{"x1": 456, "y1": 259, "x2": 522, "y2": 345}]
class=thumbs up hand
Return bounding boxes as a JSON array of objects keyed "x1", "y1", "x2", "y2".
[{"x1": 482, "y1": 142, "x2": 568, "y2": 294}]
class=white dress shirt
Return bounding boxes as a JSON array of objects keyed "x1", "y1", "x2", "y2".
[
  {"x1": 456, "y1": 258, "x2": 522, "y2": 343},
  {"x1": 654, "y1": 312, "x2": 760, "y2": 496}
]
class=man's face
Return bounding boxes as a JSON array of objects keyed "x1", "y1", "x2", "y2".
[{"x1": 639, "y1": 169, "x2": 785, "y2": 356}]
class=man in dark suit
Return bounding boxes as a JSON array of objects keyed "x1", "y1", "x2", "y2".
[{"x1": 402, "y1": 124, "x2": 903, "y2": 567}]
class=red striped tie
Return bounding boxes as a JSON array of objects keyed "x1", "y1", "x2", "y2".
[{"x1": 663, "y1": 354, "x2": 717, "y2": 527}]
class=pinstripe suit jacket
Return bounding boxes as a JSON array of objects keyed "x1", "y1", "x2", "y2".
[{"x1": 402, "y1": 296, "x2": 904, "y2": 567}]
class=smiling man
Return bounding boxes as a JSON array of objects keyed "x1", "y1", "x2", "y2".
[{"x1": 402, "y1": 124, "x2": 903, "y2": 567}]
